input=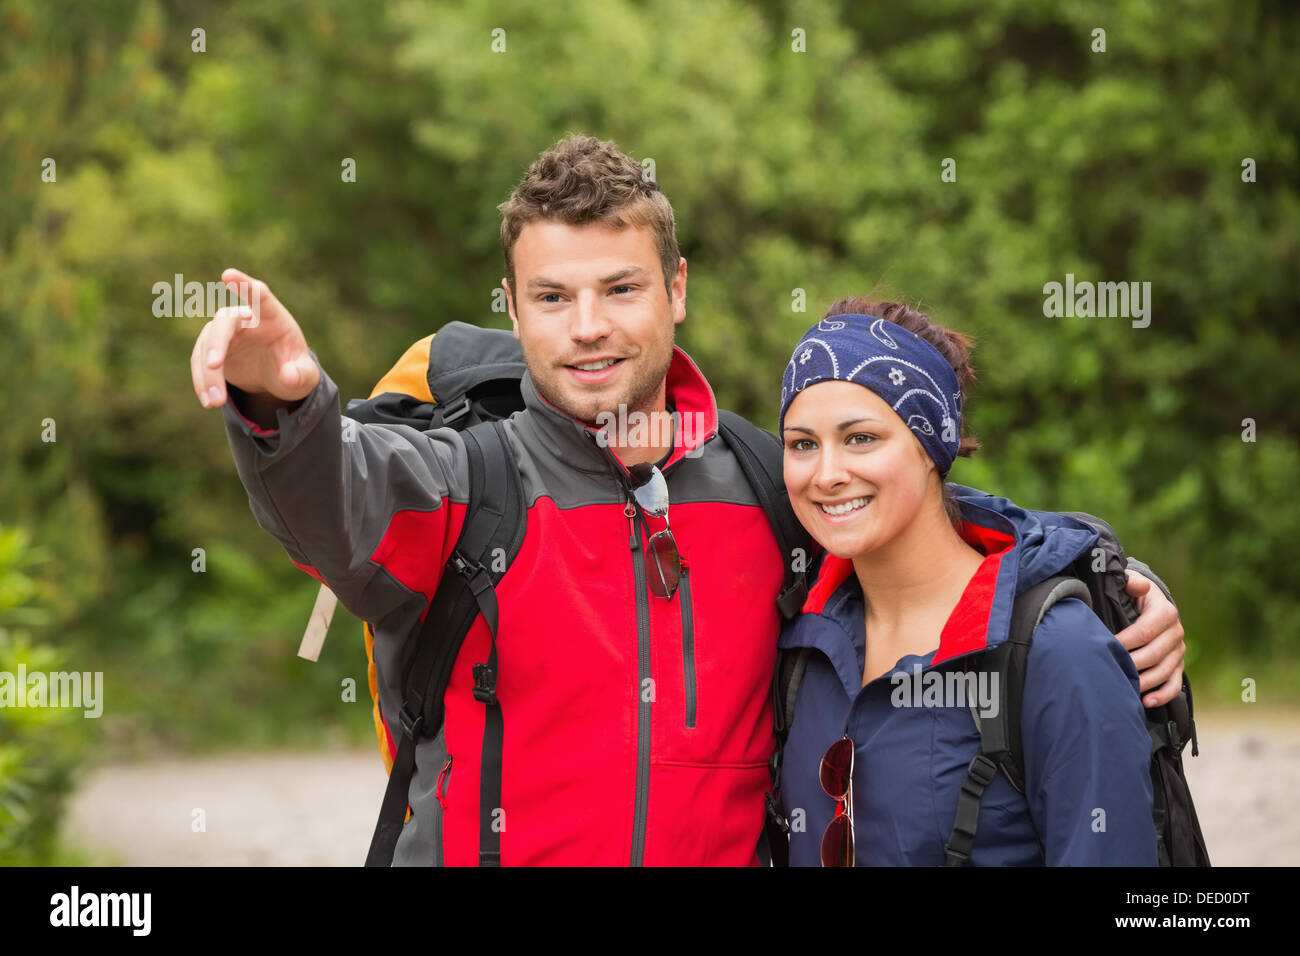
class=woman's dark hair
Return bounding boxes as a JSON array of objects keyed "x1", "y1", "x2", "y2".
[{"x1": 822, "y1": 297, "x2": 979, "y2": 526}]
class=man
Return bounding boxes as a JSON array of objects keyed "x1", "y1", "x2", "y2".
[{"x1": 189, "y1": 135, "x2": 1186, "y2": 866}]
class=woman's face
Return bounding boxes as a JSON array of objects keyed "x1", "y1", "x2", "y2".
[{"x1": 782, "y1": 380, "x2": 937, "y2": 560}]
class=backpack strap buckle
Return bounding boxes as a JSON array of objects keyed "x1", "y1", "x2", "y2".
[
  {"x1": 398, "y1": 704, "x2": 426, "y2": 740},
  {"x1": 439, "y1": 395, "x2": 472, "y2": 428},
  {"x1": 472, "y1": 662, "x2": 498, "y2": 705},
  {"x1": 776, "y1": 579, "x2": 808, "y2": 620},
  {"x1": 964, "y1": 753, "x2": 999, "y2": 790},
  {"x1": 943, "y1": 754, "x2": 999, "y2": 866},
  {"x1": 764, "y1": 791, "x2": 790, "y2": 834},
  {"x1": 449, "y1": 550, "x2": 476, "y2": 578}
]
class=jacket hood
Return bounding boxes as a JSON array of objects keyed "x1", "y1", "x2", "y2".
[
  {"x1": 516, "y1": 345, "x2": 720, "y2": 480},
  {"x1": 785, "y1": 491, "x2": 1100, "y2": 672}
]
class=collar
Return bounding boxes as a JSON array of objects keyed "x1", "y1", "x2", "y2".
[
  {"x1": 789, "y1": 500, "x2": 1022, "y2": 670},
  {"x1": 515, "y1": 345, "x2": 720, "y2": 480}
]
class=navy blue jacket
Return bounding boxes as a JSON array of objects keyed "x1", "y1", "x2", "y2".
[{"x1": 779, "y1": 492, "x2": 1158, "y2": 866}]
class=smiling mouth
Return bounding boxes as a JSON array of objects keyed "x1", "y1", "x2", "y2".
[
  {"x1": 818, "y1": 496, "x2": 873, "y2": 516},
  {"x1": 567, "y1": 358, "x2": 624, "y2": 371}
]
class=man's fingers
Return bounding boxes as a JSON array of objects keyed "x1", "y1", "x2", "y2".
[
  {"x1": 190, "y1": 328, "x2": 210, "y2": 406},
  {"x1": 196, "y1": 305, "x2": 258, "y2": 406},
  {"x1": 194, "y1": 305, "x2": 251, "y2": 407},
  {"x1": 1114, "y1": 580, "x2": 1177, "y2": 652},
  {"x1": 1136, "y1": 635, "x2": 1185, "y2": 693},
  {"x1": 1115, "y1": 601, "x2": 1163, "y2": 651},
  {"x1": 191, "y1": 323, "x2": 224, "y2": 408},
  {"x1": 206, "y1": 305, "x2": 255, "y2": 366},
  {"x1": 281, "y1": 356, "x2": 305, "y2": 388},
  {"x1": 1143, "y1": 665, "x2": 1185, "y2": 708},
  {"x1": 279, "y1": 352, "x2": 321, "y2": 396},
  {"x1": 1120, "y1": 570, "x2": 1189, "y2": 707},
  {"x1": 221, "y1": 267, "x2": 280, "y2": 326},
  {"x1": 1115, "y1": 571, "x2": 1188, "y2": 703},
  {"x1": 1123, "y1": 569, "x2": 1152, "y2": 599},
  {"x1": 1129, "y1": 619, "x2": 1183, "y2": 673},
  {"x1": 194, "y1": 270, "x2": 304, "y2": 404}
]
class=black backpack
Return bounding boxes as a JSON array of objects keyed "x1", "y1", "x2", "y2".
[
  {"x1": 343, "y1": 322, "x2": 812, "y2": 866},
  {"x1": 772, "y1": 501, "x2": 1211, "y2": 867}
]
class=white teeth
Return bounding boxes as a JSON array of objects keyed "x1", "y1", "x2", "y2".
[
  {"x1": 819, "y1": 496, "x2": 872, "y2": 516},
  {"x1": 574, "y1": 359, "x2": 618, "y2": 371}
]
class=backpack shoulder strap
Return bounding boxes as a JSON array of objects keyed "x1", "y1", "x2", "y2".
[
  {"x1": 769, "y1": 645, "x2": 813, "y2": 788},
  {"x1": 943, "y1": 574, "x2": 1091, "y2": 866},
  {"x1": 713, "y1": 411, "x2": 815, "y2": 867},
  {"x1": 715, "y1": 410, "x2": 812, "y2": 621},
  {"x1": 775, "y1": 646, "x2": 813, "y2": 738},
  {"x1": 366, "y1": 419, "x2": 526, "y2": 867},
  {"x1": 763, "y1": 642, "x2": 811, "y2": 867}
]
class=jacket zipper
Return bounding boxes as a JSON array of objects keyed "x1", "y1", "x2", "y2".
[
  {"x1": 627, "y1": 504, "x2": 653, "y2": 867},
  {"x1": 434, "y1": 753, "x2": 452, "y2": 866},
  {"x1": 680, "y1": 562, "x2": 697, "y2": 728},
  {"x1": 435, "y1": 755, "x2": 453, "y2": 810}
]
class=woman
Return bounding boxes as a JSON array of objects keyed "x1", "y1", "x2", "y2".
[{"x1": 777, "y1": 299, "x2": 1157, "y2": 866}]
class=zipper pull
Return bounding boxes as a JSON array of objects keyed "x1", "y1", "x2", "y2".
[
  {"x1": 435, "y1": 755, "x2": 453, "y2": 809},
  {"x1": 626, "y1": 499, "x2": 640, "y2": 551}
]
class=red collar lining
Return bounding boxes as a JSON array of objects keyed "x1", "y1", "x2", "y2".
[
  {"x1": 532, "y1": 346, "x2": 718, "y2": 474},
  {"x1": 800, "y1": 519, "x2": 1017, "y2": 665}
]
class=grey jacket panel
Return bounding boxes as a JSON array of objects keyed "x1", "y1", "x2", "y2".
[
  {"x1": 222, "y1": 357, "x2": 470, "y2": 625},
  {"x1": 393, "y1": 726, "x2": 449, "y2": 867}
]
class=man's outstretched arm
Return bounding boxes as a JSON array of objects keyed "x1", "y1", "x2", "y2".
[{"x1": 191, "y1": 268, "x2": 468, "y2": 625}]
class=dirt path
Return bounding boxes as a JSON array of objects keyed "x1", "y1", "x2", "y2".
[
  {"x1": 62, "y1": 750, "x2": 386, "y2": 866},
  {"x1": 61, "y1": 708, "x2": 1299, "y2": 865}
]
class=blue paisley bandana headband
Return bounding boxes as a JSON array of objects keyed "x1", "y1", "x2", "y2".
[{"x1": 779, "y1": 314, "x2": 963, "y2": 477}]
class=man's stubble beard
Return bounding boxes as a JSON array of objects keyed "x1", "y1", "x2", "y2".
[{"x1": 526, "y1": 332, "x2": 676, "y2": 428}]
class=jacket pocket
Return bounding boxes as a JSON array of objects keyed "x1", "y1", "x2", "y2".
[{"x1": 680, "y1": 565, "x2": 697, "y2": 728}]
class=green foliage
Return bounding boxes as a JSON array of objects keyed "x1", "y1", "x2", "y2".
[
  {"x1": 0, "y1": 527, "x2": 87, "y2": 865},
  {"x1": 0, "y1": 0, "x2": 1295, "y2": 813}
]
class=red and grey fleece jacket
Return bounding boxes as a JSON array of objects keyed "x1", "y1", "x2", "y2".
[{"x1": 222, "y1": 346, "x2": 786, "y2": 865}]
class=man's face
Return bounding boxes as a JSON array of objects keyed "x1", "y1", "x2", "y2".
[{"x1": 504, "y1": 221, "x2": 687, "y2": 426}]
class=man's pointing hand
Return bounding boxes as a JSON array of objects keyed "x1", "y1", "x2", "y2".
[{"x1": 189, "y1": 268, "x2": 320, "y2": 414}]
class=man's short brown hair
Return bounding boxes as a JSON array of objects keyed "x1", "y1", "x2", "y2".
[{"x1": 499, "y1": 135, "x2": 680, "y2": 297}]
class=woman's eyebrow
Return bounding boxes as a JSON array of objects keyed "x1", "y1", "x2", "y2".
[{"x1": 783, "y1": 417, "x2": 882, "y2": 436}]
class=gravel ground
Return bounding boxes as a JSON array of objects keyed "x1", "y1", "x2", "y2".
[
  {"x1": 62, "y1": 750, "x2": 386, "y2": 866},
  {"x1": 60, "y1": 707, "x2": 1299, "y2": 866}
]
